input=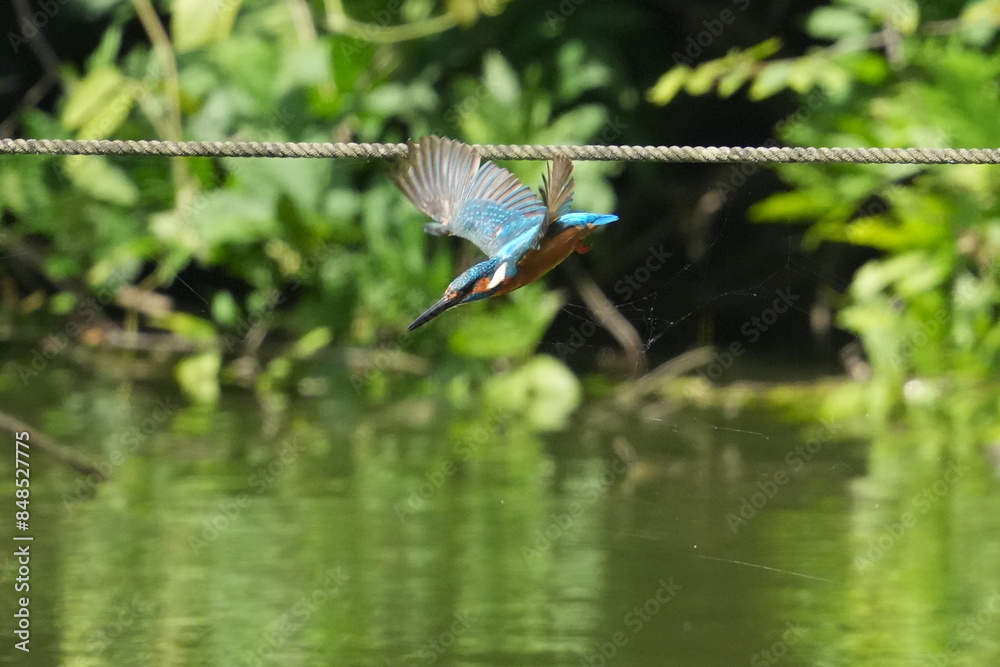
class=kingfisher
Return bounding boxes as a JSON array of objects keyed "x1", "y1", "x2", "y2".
[{"x1": 395, "y1": 136, "x2": 618, "y2": 330}]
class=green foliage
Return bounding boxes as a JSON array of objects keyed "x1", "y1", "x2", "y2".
[
  {"x1": 648, "y1": 39, "x2": 784, "y2": 104},
  {"x1": 481, "y1": 355, "x2": 583, "y2": 431},
  {"x1": 176, "y1": 351, "x2": 222, "y2": 404},
  {"x1": 447, "y1": 287, "x2": 564, "y2": 359},
  {"x1": 649, "y1": 0, "x2": 1000, "y2": 428},
  {"x1": 648, "y1": 1, "x2": 1000, "y2": 104},
  {"x1": 0, "y1": 0, "x2": 624, "y2": 406}
]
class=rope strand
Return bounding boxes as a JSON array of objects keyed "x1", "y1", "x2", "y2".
[{"x1": 3, "y1": 138, "x2": 1000, "y2": 164}]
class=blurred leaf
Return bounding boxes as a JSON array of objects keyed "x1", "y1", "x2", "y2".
[
  {"x1": 482, "y1": 356, "x2": 583, "y2": 432},
  {"x1": 63, "y1": 155, "x2": 139, "y2": 206},
  {"x1": 881, "y1": 0, "x2": 919, "y2": 34},
  {"x1": 171, "y1": 0, "x2": 242, "y2": 53},
  {"x1": 290, "y1": 327, "x2": 332, "y2": 359},
  {"x1": 848, "y1": 52, "x2": 891, "y2": 85},
  {"x1": 49, "y1": 292, "x2": 78, "y2": 315},
  {"x1": 366, "y1": 82, "x2": 436, "y2": 117},
  {"x1": 277, "y1": 41, "x2": 333, "y2": 93},
  {"x1": 447, "y1": 0, "x2": 480, "y2": 26},
  {"x1": 647, "y1": 66, "x2": 691, "y2": 105},
  {"x1": 544, "y1": 104, "x2": 607, "y2": 144},
  {"x1": 717, "y1": 62, "x2": 754, "y2": 97},
  {"x1": 685, "y1": 61, "x2": 727, "y2": 96},
  {"x1": 87, "y1": 24, "x2": 123, "y2": 70},
  {"x1": 964, "y1": 0, "x2": 1000, "y2": 24},
  {"x1": 211, "y1": 291, "x2": 239, "y2": 325},
  {"x1": 807, "y1": 6, "x2": 870, "y2": 40},
  {"x1": 175, "y1": 351, "x2": 222, "y2": 404},
  {"x1": 649, "y1": 39, "x2": 781, "y2": 104},
  {"x1": 45, "y1": 256, "x2": 82, "y2": 280},
  {"x1": 963, "y1": 0, "x2": 1000, "y2": 39},
  {"x1": 229, "y1": 153, "x2": 331, "y2": 213},
  {"x1": 448, "y1": 288, "x2": 564, "y2": 359},
  {"x1": 850, "y1": 251, "x2": 950, "y2": 301},
  {"x1": 332, "y1": 37, "x2": 372, "y2": 91},
  {"x1": 750, "y1": 190, "x2": 833, "y2": 222},
  {"x1": 787, "y1": 56, "x2": 823, "y2": 93},
  {"x1": 482, "y1": 51, "x2": 520, "y2": 105},
  {"x1": 556, "y1": 40, "x2": 613, "y2": 101},
  {"x1": 186, "y1": 190, "x2": 278, "y2": 249},
  {"x1": 0, "y1": 156, "x2": 50, "y2": 215},
  {"x1": 257, "y1": 356, "x2": 292, "y2": 397},
  {"x1": 62, "y1": 66, "x2": 133, "y2": 137},
  {"x1": 746, "y1": 38, "x2": 783, "y2": 60},
  {"x1": 86, "y1": 239, "x2": 151, "y2": 285},
  {"x1": 749, "y1": 61, "x2": 795, "y2": 99},
  {"x1": 153, "y1": 312, "x2": 218, "y2": 340}
]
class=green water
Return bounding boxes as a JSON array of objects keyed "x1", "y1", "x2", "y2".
[{"x1": 2, "y1": 361, "x2": 999, "y2": 666}]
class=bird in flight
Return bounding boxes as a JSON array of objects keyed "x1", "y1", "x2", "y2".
[{"x1": 395, "y1": 136, "x2": 618, "y2": 330}]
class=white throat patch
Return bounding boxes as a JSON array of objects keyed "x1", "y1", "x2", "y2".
[{"x1": 487, "y1": 262, "x2": 508, "y2": 290}]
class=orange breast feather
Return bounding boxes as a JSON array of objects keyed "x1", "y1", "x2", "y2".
[{"x1": 492, "y1": 227, "x2": 591, "y2": 296}]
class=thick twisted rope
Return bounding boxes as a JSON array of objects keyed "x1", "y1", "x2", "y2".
[{"x1": 3, "y1": 138, "x2": 1000, "y2": 164}]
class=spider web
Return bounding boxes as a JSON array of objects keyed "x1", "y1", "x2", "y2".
[{"x1": 548, "y1": 212, "x2": 849, "y2": 365}]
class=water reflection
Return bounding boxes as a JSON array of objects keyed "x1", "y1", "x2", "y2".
[{"x1": 1, "y1": 378, "x2": 999, "y2": 666}]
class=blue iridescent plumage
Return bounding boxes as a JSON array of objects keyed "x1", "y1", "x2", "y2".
[{"x1": 395, "y1": 136, "x2": 618, "y2": 330}]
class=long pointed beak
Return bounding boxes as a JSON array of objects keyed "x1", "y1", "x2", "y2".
[{"x1": 407, "y1": 294, "x2": 459, "y2": 331}]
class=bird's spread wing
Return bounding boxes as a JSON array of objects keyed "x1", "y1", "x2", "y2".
[
  {"x1": 394, "y1": 136, "x2": 480, "y2": 231},
  {"x1": 541, "y1": 155, "x2": 575, "y2": 219},
  {"x1": 458, "y1": 159, "x2": 547, "y2": 258},
  {"x1": 539, "y1": 155, "x2": 575, "y2": 241},
  {"x1": 395, "y1": 136, "x2": 546, "y2": 258}
]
